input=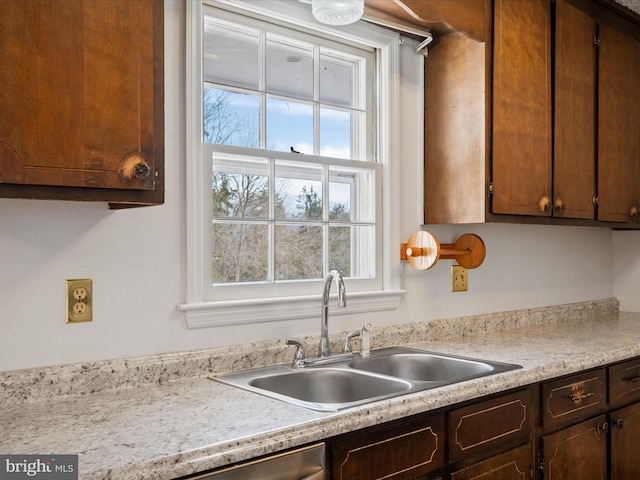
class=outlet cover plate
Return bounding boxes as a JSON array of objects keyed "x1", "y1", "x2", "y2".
[
  {"x1": 451, "y1": 265, "x2": 468, "y2": 292},
  {"x1": 66, "y1": 279, "x2": 92, "y2": 323}
]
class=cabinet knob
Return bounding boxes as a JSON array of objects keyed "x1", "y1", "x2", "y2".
[
  {"x1": 629, "y1": 206, "x2": 639, "y2": 218},
  {"x1": 600, "y1": 422, "x2": 610, "y2": 433},
  {"x1": 539, "y1": 196, "x2": 552, "y2": 212},
  {"x1": 133, "y1": 162, "x2": 151, "y2": 181},
  {"x1": 615, "y1": 418, "x2": 624, "y2": 429},
  {"x1": 119, "y1": 153, "x2": 152, "y2": 184},
  {"x1": 554, "y1": 198, "x2": 565, "y2": 211}
]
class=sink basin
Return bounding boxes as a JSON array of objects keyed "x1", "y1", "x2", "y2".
[
  {"x1": 213, "y1": 347, "x2": 521, "y2": 412},
  {"x1": 216, "y1": 366, "x2": 412, "y2": 411},
  {"x1": 349, "y1": 349, "x2": 501, "y2": 382},
  {"x1": 250, "y1": 368, "x2": 411, "y2": 405}
]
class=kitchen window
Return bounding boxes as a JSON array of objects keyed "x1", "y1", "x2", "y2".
[{"x1": 180, "y1": 0, "x2": 405, "y2": 328}]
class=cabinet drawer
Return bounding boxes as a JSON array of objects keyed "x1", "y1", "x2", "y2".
[
  {"x1": 448, "y1": 389, "x2": 533, "y2": 463},
  {"x1": 331, "y1": 414, "x2": 444, "y2": 480},
  {"x1": 609, "y1": 357, "x2": 640, "y2": 406},
  {"x1": 542, "y1": 369, "x2": 606, "y2": 429}
]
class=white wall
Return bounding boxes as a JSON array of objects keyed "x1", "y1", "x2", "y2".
[
  {"x1": 0, "y1": 1, "x2": 628, "y2": 372},
  {"x1": 613, "y1": 231, "x2": 640, "y2": 312}
]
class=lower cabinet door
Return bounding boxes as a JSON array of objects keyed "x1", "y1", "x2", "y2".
[
  {"x1": 610, "y1": 402, "x2": 640, "y2": 480},
  {"x1": 330, "y1": 414, "x2": 444, "y2": 480},
  {"x1": 541, "y1": 415, "x2": 607, "y2": 480},
  {"x1": 450, "y1": 444, "x2": 532, "y2": 480}
]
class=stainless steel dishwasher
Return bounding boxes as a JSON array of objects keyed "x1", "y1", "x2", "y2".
[{"x1": 190, "y1": 443, "x2": 327, "y2": 479}]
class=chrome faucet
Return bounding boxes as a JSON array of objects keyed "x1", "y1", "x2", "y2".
[{"x1": 319, "y1": 270, "x2": 347, "y2": 357}]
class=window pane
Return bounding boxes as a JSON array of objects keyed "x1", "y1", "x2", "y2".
[
  {"x1": 204, "y1": 88, "x2": 259, "y2": 147},
  {"x1": 213, "y1": 223, "x2": 269, "y2": 283},
  {"x1": 266, "y1": 98, "x2": 313, "y2": 153},
  {"x1": 213, "y1": 156, "x2": 269, "y2": 219},
  {"x1": 275, "y1": 161, "x2": 323, "y2": 220},
  {"x1": 203, "y1": 19, "x2": 259, "y2": 90},
  {"x1": 320, "y1": 107, "x2": 351, "y2": 159},
  {"x1": 329, "y1": 180, "x2": 351, "y2": 221},
  {"x1": 266, "y1": 36, "x2": 313, "y2": 100},
  {"x1": 212, "y1": 172, "x2": 269, "y2": 219},
  {"x1": 319, "y1": 50, "x2": 360, "y2": 108},
  {"x1": 329, "y1": 225, "x2": 351, "y2": 276},
  {"x1": 329, "y1": 166, "x2": 375, "y2": 222},
  {"x1": 330, "y1": 225, "x2": 375, "y2": 278},
  {"x1": 275, "y1": 224, "x2": 322, "y2": 280}
]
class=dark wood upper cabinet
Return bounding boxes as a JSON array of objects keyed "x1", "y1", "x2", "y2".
[
  {"x1": 553, "y1": 0, "x2": 640, "y2": 223},
  {"x1": 0, "y1": 0, "x2": 164, "y2": 208},
  {"x1": 597, "y1": 23, "x2": 640, "y2": 222},
  {"x1": 491, "y1": 0, "x2": 552, "y2": 217},
  {"x1": 554, "y1": 0, "x2": 598, "y2": 220},
  {"x1": 420, "y1": 0, "x2": 640, "y2": 227}
]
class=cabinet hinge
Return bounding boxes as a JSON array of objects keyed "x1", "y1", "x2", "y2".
[
  {"x1": 593, "y1": 194, "x2": 599, "y2": 206},
  {"x1": 537, "y1": 449, "x2": 544, "y2": 477},
  {"x1": 594, "y1": 34, "x2": 600, "y2": 47}
]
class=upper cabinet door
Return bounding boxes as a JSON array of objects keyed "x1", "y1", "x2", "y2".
[
  {"x1": 492, "y1": 0, "x2": 552, "y2": 217},
  {"x1": 554, "y1": 0, "x2": 597, "y2": 220},
  {"x1": 598, "y1": 24, "x2": 640, "y2": 222},
  {"x1": 0, "y1": 0, "x2": 163, "y2": 206}
]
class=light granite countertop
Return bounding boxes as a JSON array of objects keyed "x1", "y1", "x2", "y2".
[{"x1": 2, "y1": 299, "x2": 640, "y2": 479}]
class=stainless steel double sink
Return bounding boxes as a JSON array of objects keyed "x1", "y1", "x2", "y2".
[{"x1": 213, "y1": 347, "x2": 521, "y2": 412}]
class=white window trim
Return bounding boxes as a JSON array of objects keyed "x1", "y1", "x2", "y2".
[{"x1": 178, "y1": 0, "x2": 405, "y2": 328}]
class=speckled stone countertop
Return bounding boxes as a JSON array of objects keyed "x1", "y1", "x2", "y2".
[{"x1": 3, "y1": 298, "x2": 640, "y2": 479}]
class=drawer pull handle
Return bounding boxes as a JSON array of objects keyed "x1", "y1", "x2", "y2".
[
  {"x1": 570, "y1": 392, "x2": 594, "y2": 402},
  {"x1": 626, "y1": 376, "x2": 640, "y2": 383}
]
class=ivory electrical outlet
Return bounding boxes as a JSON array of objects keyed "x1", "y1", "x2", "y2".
[
  {"x1": 66, "y1": 279, "x2": 92, "y2": 323},
  {"x1": 451, "y1": 265, "x2": 468, "y2": 292}
]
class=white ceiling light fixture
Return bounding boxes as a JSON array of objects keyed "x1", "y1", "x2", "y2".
[{"x1": 311, "y1": 0, "x2": 364, "y2": 25}]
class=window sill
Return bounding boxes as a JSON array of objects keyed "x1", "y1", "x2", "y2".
[{"x1": 177, "y1": 290, "x2": 406, "y2": 329}]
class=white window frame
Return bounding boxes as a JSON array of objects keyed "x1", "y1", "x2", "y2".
[{"x1": 179, "y1": 0, "x2": 405, "y2": 328}]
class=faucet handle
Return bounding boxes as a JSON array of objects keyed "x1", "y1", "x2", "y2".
[
  {"x1": 344, "y1": 330, "x2": 360, "y2": 353},
  {"x1": 286, "y1": 338, "x2": 306, "y2": 368},
  {"x1": 360, "y1": 323, "x2": 373, "y2": 358}
]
